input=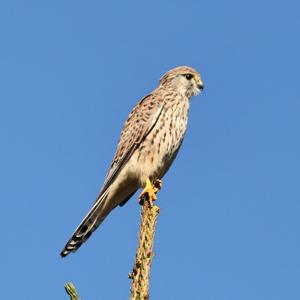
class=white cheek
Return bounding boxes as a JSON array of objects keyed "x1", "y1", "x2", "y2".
[
  {"x1": 177, "y1": 85, "x2": 187, "y2": 96},
  {"x1": 193, "y1": 83, "x2": 200, "y2": 95},
  {"x1": 177, "y1": 77, "x2": 190, "y2": 95}
]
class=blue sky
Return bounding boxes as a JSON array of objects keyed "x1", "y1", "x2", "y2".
[{"x1": 1, "y1": 0, "x2": 299, "y2": 299}]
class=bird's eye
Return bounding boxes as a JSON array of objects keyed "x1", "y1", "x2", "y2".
[{"x1": 184, "y1": 74, "x2": 193, "y2": 80}]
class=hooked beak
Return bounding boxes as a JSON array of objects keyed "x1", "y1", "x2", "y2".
[
  {"x1": 196, "y1": 77, "x2": 204, "y2": 91},
  {"x1": 197, "y1": 83, "x2": 204, "y2": 91},
  {"x1": 197, "y1": 79, "x2": 204, "y2": 91}
]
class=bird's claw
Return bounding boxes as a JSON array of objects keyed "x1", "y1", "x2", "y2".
[
  {"x1": 153, "y1": 179, "x2": 162, "y2": 192},
  {"x1": 139, "y1": 178, "x2": 162, "y2": 206}
]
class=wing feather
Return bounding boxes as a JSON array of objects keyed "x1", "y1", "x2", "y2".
[
  {"x1": 98, "y1": 93, "x2": 164, "y2": 196},
  {"x1": 61, "y1": 93, "x2": 165, "y2": 257}
]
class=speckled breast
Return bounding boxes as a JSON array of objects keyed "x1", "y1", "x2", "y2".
[{"x1": 135, "y1": 97, "x2": 190, "y2": 181}]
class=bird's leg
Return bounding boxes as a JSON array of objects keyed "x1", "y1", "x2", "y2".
[
  {"x1": 139, "y1": 178, "x2": 157, "y2": 204},
  {"x1": 139, "y1": 178, "x2": 162, "y2": 206}
]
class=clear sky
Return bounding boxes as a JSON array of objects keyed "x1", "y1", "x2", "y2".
[{"x1": 1, "y1": 0, "x2": 299, "y2": 299}]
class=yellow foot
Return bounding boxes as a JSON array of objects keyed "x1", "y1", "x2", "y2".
[{"x1": 139, "y1": 178, "x2": 161, "y2": 206}]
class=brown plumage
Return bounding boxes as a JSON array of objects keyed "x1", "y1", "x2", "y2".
[{"x1": 61, "y1": 66, "x2": 204, "y2": 257}]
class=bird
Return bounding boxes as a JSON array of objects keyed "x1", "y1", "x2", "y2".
[{"x1": 61, "y1": 66, "x2": 204, "y2": 257}]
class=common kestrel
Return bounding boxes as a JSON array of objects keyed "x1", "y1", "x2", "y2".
[{"x1": 61, "y1": 66, "x2": 204, "y2": 257}]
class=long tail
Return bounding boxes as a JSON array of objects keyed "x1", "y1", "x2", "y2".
[{"x1": 60, "y1": 188, "x2": 112, "y2": 257}]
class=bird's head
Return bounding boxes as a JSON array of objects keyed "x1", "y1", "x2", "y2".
[{"x1": 159, "y1": 66, "x2": 204, "y2": 98}]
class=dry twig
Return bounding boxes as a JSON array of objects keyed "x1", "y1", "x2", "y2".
[{"x1": 129, "y1": 179, "x2": 161, "y2": 300}]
